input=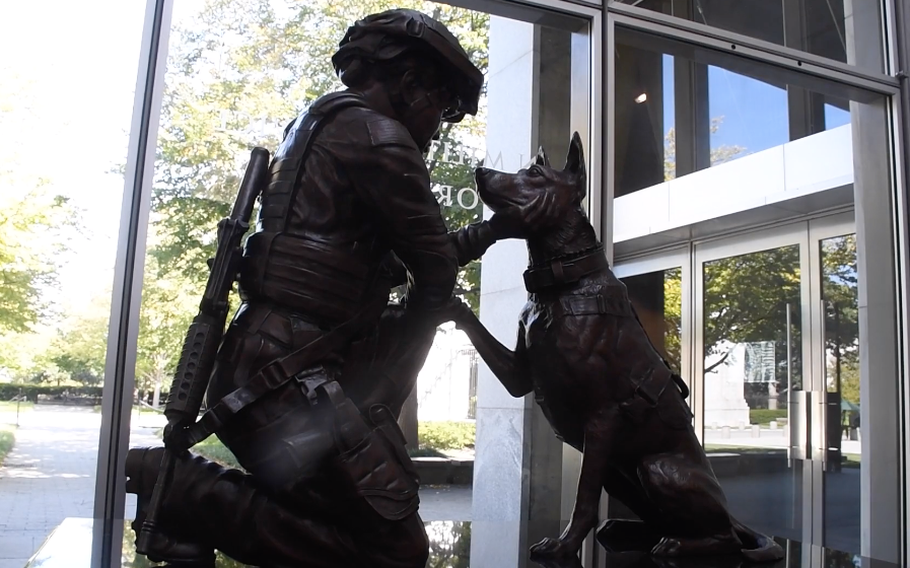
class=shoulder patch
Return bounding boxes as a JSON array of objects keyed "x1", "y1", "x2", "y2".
[{"x1": 366, "y1": 118, "x2": 418, "y2": 149}]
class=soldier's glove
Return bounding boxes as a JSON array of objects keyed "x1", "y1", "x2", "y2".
[
  {"x1": 162, "y1": 413, "x2": 194, "y2": 454},
  {"x1": 488, "y1": 191, "x2": 559, "y2": 239}
]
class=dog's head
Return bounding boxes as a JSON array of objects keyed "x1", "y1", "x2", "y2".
[{"x1": 474, "y1": 131, "x2": 587, "y2": 235}]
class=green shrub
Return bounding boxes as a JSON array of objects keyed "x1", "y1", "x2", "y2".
[
  {"x1": 408, "y1": 447, "x2": 447, "y2": 458},
  {"x1": 750, "y1": 409, "x2": 788, "y2": 425},
  {"x1": 0, "y1": 425, "x2": 15, "y2": 467},
  {"x1": 418, "y1": 421, "x2": 475, "y2": 451},
  {"x1": 192, "y1": 436, "x2": 243, "y2": 470},
  {"x1": 178, "y1": 421, "x2": 475, "y2": 469},
  {"x1": 0, "y1": 384, "x2": 104, "y2": 402}
]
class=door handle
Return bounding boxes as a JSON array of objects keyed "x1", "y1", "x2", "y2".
[
  {"x1": 811, "y1": 389, "x2": 829, "y2": 471},
  {"x1": 810, "y1": 299, "x2": 840, "y2": 471},
  {"x1": 788, "y1": 390, "x2": 810, "y2": 467}
]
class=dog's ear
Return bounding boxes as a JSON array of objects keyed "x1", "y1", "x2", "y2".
[
  {"x1": 535, "y1": 146, "x2": 550, "y2": 167},
  {"x1": 565, "y1": 132, "x2": 585, "y2": 176},
  {"x1": 565, "y1": 132, "x2": 587, "y2": 201}
]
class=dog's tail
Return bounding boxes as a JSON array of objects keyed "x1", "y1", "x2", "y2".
[{"x1": 731, "y1": 517, "x2": 785, "y2": 562}]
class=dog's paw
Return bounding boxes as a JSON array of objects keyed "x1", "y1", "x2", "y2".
[
  {"x1": 439, "y1": 297, "x2": 476, "y2": 327},
  {"x1": 529, "y1": 537, "x2": 578, "y2": 561}
]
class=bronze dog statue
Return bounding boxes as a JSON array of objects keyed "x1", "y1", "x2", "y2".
[{"x1": 452, "y1": 133, "x2": 785, "y2": 563}]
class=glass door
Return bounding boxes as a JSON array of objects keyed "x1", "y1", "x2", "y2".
[
  {"x1": 695, "y1": 225, "x2": 810, "y2": 543},
  {"x1": 615, "y1": 210, "x2": 891, "y2": 558},
  {"x1": 807, "y1": 213, "x2": 861, "y2": 555},
  {"x1": 692, "y1": 212, "x2": 864, "y2": 556}
]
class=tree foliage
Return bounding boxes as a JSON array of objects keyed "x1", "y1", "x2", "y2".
[
  {"x1": 0, "y1": 190, "x2": 73, "y2": 335},
  {"x1": 697, "y1": 236, "x2": 860, "y2": 406},
  {"x1": 821, "y1": 235, "x2": 859, "y2": 404}
]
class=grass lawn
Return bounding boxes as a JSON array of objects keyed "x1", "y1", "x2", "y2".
[
  {"x1": 0, "y1": 424, "x2": 15, "y2": 467},
  {"x1": 189, "y1": 436, "x2": 448, "y2": 470},
  {"x1": 192, "y1": 436, "x2": 243, "y2": 470},
  {"x1": 0, "y1": 401, "x2": 34, "y2": 414},
  {"x1": 704, "y1": 444, "x2": 787, "y2": 455}
]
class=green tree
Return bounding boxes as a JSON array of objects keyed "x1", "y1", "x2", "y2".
[
  {"x1": 42, "y1": 291, "x2": 111, "y2": 386},
  {"x1": 0, "y1": 190, "x2": 73, "y2": 335},
  {"x1": 703, "y1": 246, "x2": 802, "y2": 385},
  {"x1": 663, "y1": 268, "x2": 682, "y2": 371},
  {"x1": 135, "y1": 245, "x2": 198, "y2": 406},
  {"x1": 821, "y1": 235, "x2": 859, "y2": 405},
  {"x1": 699, "y1": 236, "x2": 860, "y2": 407}
]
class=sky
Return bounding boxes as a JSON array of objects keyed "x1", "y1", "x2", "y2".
[{"x1": 660, "y1": 54, "x2": 852, "y2": 158}]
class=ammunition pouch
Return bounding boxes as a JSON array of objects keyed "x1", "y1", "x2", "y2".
[
  {"x1": 334, "y1": 403, "x2": 419, "y2": 521},
  {"x1": 619, "y1": 367, "x2": 692, "y2": 430}
]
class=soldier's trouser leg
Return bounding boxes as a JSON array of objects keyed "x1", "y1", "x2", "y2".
[
  {"x1": 127, "y1": 447, "x2": 368, "y2": 568},
  {"x1": 216, "y1": 381, "x2": 429, "y2": 568}
]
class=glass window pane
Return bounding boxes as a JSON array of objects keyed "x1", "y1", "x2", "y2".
[
  {"x1": 702, "y1": 245, "x2": 803, "y2": 541},
  {"x1": 622, "y1": 267, "x2": 683, "y2": 371},
  {"x1": 0, "y1": 0, "x2": 145, "y2": 564},
  {"x1": 616, "y1": 0, "x2": 885, "y2": 74},
  {"x1": 615, "y1": 27, "x2": 855, "y2": 196},
  {"x1": 821, "y1": 233, "x2": 860, "y2": 554}
]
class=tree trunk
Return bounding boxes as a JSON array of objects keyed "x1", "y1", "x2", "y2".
[{"x1": 398, "y1": 388, "x2": 420, "y2": 451}]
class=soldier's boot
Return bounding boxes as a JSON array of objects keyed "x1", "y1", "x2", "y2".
[
  {"x1": 125, "y1": 447, "x2": 216, "y2": 566},
  {"x1": 127, "y1": 446, "x2": 364, "y2": 568}
]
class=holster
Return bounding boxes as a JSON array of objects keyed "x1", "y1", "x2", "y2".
[{"x1": 333, "y1": 402, "x2": 420, "y2": 521}]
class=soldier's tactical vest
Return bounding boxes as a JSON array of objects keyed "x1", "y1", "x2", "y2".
[{"x1": 240, "y1": 93, "x2": 385, "y2": 325}]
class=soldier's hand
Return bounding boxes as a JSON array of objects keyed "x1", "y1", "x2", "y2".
[
  {"x1": 489, "y1": 192, "x2": 558, "y2": 239},
  {"x1": 162, "y1": 414, "x2": 194, "y2": 454}
]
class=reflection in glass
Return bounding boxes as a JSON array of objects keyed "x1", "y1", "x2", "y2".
[
  {"x1": 622, "y1": 268, "x2": 682, "y2": 372},
  {"x1": 702, "y1": 245, "x2": 802, "y2": 541},
  {"x1": 615, "y1": 29, "x2": 852, "y2": 197},
  {"x1": 820, "y1": 234, "x2": 860, "y2": 555},
  {"x1": 610, "y1": 267, "x2": 682, "y2": 522},
  {"x1": 120, "y1": 520, "x2": 471, "y2": 567},
  {"x1": 618, "y1": 0, "x2": 885, "y2": 74}
]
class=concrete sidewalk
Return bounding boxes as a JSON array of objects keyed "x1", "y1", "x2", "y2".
[{"x1": 0, "y1": 406, "x2": 169, "y2": 568}]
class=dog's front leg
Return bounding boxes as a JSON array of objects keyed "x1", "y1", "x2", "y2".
[
  {"x1": 453, "y1": 305, "x2": 533, "y2": 398},
  {"x1": 531, "y1": 411, "x2": 616, "y2": 560}
]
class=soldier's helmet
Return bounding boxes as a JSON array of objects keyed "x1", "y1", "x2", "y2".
[{"x1": 332, "y1": 8, "x2": 484, "y2": 123}]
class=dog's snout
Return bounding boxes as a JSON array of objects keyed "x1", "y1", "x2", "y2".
[{"x1": 475, "y1": 167, "x2": 490, "y2": 178}]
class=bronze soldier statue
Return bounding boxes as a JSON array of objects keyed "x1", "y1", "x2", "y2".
[{"x1": 126, "y1": 9, "x2": 532, "y2": 568}]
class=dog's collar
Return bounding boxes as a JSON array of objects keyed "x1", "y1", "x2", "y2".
[{"x1": 523, "y1": 245, "x2": 609, "y2": 293}]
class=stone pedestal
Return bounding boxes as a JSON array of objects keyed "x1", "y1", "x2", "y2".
[{"x1": 704, "y1": 343, "x2": 751, "y2": 428}]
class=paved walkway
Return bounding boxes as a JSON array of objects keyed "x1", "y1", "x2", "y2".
[
  {"x1": 0, "y1": 406, "x2": 163, "y2": 568},
  {"x1": 0, "y1": 406, "x2": 473, "y2": 568}
]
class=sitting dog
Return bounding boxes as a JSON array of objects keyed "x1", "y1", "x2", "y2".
[{"x1": 451, "y1": 133, "x2": 785, "y2": 563}]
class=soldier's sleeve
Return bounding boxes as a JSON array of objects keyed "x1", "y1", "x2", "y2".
[
  {"x1": 346, "y1": 117, "x2": 458, "y2": 312},
  {"x1": 449, "y1": 222, "x2": 496, "y2": 267}
]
